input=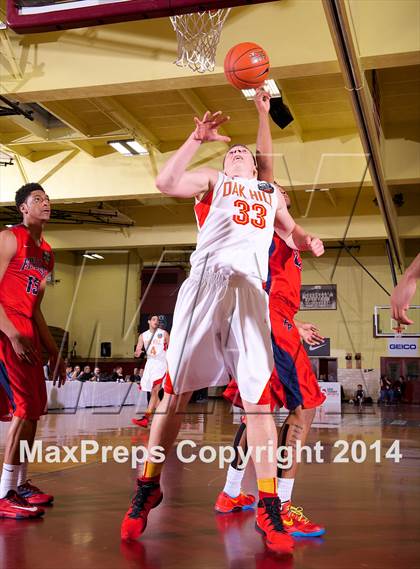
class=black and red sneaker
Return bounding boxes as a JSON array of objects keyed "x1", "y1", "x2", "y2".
[
  {"x1": 0, "y1": 490, "x2": 44, "y2": 519},
  {"x1": 17, "y1": 480, "x2": 54, "y2": 506},
  {"x1": 121, "y1": 479, "x2": 163, "y2": 541},
  {"x1": 255, "y1": 497, "x2": 294, "y2": 553}
]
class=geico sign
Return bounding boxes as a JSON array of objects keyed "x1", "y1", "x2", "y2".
[{"x1": 389, "y1": 344, "x2": 417, "y2": 350}]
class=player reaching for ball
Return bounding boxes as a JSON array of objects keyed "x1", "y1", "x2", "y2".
[
  {"x1": 121, "y1": 91, "x2": 323, "y2": 552},
  {"x1": 215, "y1": 90, "x2": 326, "y2": 539}
]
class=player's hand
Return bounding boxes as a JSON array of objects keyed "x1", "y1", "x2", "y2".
[
  {"x1": 298, "y1": 322, "x2": 324, "y2": 345},
  {"x1": 9, "y1": 333, "x2": 39, "y2": 365},
  {"x1": 254, "y1": 88, "x2": 271, "y2": 114},
  {"x1": 192, "y1": 111, "x2": 231, "y2": 143},
  {"x1": 391, "y1": 275, "x2": 416, "y2": 325},
  {"x1": 49, "y1": 352, "x2": 66, "y2": 387},
  {"x1": 305, "y1": 235, "x2": 324, "y2": 257}
]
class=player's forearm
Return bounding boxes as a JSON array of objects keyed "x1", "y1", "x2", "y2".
[
  {"x1": 0, "y1": 303, "x2": 19, "y2": 339},
  {"x1": 284, "y1": 224, "x2": 311, "y2": 251},
  {"x1": 256, "y1": 113, "x2": 273, "y2": 182},
  {"x1": 404, "y1": 253, "x2": 420, "y2": 281},
  {"x1": 33, "y1": 309, "x2": 59, "y2": 355},
  {"x1": 156, "y1": 133, "x2": 202, "y2": 194}
]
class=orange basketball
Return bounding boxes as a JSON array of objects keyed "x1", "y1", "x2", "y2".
[{"x1": 224, "y1": 42, "x2": 270, "y2": 90}]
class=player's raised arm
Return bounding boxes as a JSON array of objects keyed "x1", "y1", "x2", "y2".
[
  {"x1": 155, "y1": 111, "x2": 230, "y2": 198},
  {"x1": 255, "y1": 89, "x2": 273, "y2": 182},
  {"x1": 274, "y1": 191, "x2": 324, "y2": 257},
  {"x1": 391, "y1": 253, "x2": 420, "y2": 325}
]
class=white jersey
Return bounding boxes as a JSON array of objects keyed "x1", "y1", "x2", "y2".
[
  {"x1": 189, "y1": 173, "x2": 278, "y2": 284},
  {"x1": 142, "y1": 328, "x2": 167, "y2": 362}
]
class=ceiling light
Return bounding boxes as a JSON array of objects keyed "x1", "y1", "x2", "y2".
[
  {"x1": 108, "y1": 139, "x2": 149, "y2": 156},
  {"x1": 91, "y1": 253, "x2": 104, "y2": 260},
  {"x1": 5, "y1": 224, "x2": 13, "y2": 228},
  {"x1": 241, "y1": 79, "x2": 281, "y2": 100},
  {"x1": 83, "y1": 254, "x2": 96, "y2": 260},
  {"x1": 305, "y1": 188, "x2": 330, "y2": 193}
]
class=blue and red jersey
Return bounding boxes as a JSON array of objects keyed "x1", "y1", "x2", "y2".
[
  {"x1": 264, "y1": 232, "x2": 302, "y2": 313},
  {"x1": 0, "y1": 224, "x2": 54, "y2": 320}
]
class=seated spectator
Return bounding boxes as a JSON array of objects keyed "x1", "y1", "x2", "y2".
[
  {"x1": 78, "y1": 365, "x2": 94, "y2": 382},
  {"x1": 91, "y1": 367, "x2": 101, "y2": 381},
  {"x1": 130, "y1": 367, "x2": 142, "y2": 383},
  {"x1": 66, "y1": 366, "x2": 73, "y2": 381},
  {"x1": 71, "y1": 365, "x2": 81, "y2": 380},
  {"x1": 112, "y1": 366, "x2": 125, "y2": 382},
  {"x1": 354, "y1": 384, "x2": 365, "y2": 409}
]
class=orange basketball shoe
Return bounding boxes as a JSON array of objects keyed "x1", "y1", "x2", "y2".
[
  {"x1": 280, "y1": 501, "x2": 325, "y2": 537},
  {"x1": 255, "y1": 497, "x2": 294, "y2": 553},
  {"x1": 214, "y1": 491, "x2": 256, "y2": 513}
]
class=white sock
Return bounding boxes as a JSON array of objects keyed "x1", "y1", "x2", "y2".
[
  {"x1": 17, "y1": 462, "x2": 28, "y2": 487},
  {"x1": 223, "y1": 465, "x2": 245, "y2": 498},
  {"x1": 278, "y1": 478, "x2": 295, "y2": 503},
  {"x1": 0, "y1": 464, "x2": 19, "y2": 498}
]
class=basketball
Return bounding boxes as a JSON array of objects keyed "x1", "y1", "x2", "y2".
[{"x1": 224, "y1": 42, "x2": 270, "y2": 90}]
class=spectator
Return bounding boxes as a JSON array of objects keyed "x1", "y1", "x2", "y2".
[
  {"x1": 130, "y1": 367, "x2": 142, "y2": 383},
  {"x1": 71, "y1": 365, "x2": 81, "y2": 380},
  {"x1": 66, "y1": 366, "x2": 73, "y2": 381},
  {"x1": 78, "y1": 365, "x2": 94, "y2": 382},
  {"x1": 392, "y1": 376, "x2": 403, "y2": 403},
  {"x1": 112, "y1": 366, "x2": 125, "y2": 382},
  {"x1": 91, "y1": 367, "x2": 101, "y2": 381},
  {"x1": 354, "y1": 384, "x2": 365, "y2": 409},
  {"x1": 379, "y1": 375, "x2": 392, "y2": 405}
]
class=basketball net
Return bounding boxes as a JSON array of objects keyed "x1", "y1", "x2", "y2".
[
  {"x1": 170, "y1": 9, "x2": 230, "y2": 73},
  {"x1": 392, "y1": 323, "x2": 406, "y2": 338}
]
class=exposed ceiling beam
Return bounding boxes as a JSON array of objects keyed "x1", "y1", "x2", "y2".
[
  {"x1": 39, "y1": 101, "x2": 92, "y2": 136},
  {"x1": 322, "y1": 0, "x2": 404, "y2": 270},
  {"x1": 90, "y1": 96, "x2": 160, "y2": 149}
]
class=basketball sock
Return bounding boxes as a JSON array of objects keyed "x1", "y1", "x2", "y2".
[
  {"x1": 257, "y1": 477, "x2": 277, "y2": 500},
  {"x1": 0, "y1": 464, "x2": 19, "y2": 498},
  {"x1": 223, "y1": 465, "x2": 245, "y2": 498},
  {"x1": 278, "y1": 478, "x2": 294, "y2": 503},
  {"x1": 141, "y1": 461, "x2": 163, "y2": 482},
  {"x1": 17, "y1": 462, "x2": 28, "y2": 487}
]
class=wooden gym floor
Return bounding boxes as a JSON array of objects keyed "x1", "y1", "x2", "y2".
[{"x1": 0, "y1": 401, "x2": 419, "y2": 569}]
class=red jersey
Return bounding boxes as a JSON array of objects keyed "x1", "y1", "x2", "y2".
[
  {"x1": 264, "y1": 232, "x2": 302, "y2": 313},
  {"x1": 0, "y1": 225, "x2": 54, "y2": 319}
]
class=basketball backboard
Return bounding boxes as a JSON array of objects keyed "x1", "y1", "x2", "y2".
[
  {"x1": 373, "y1": 305, "x2": 420, "y2": 338},
  {"x1": 6, "y1": 0, "x2": 277, "y2": 34}
]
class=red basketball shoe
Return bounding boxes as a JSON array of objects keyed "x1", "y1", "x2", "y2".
[
  {"x1": 214, "y1": 491, "x2": 256, "y2": 513},
  {"x1": 131, "y1": 416, "x2": 149, "y2": 428},
  {"x1": 0, "y1": 490, "x2": 44, "y2": 519},
  {"x1": 17, "y1": 480, "x2": 54, "y2": 506},
  {"x1": 121, "y1": 480, "x2": 163, "y2": 541},
  {"x1": 255, "y1": 497, "x2": 294, "y2": 553},
  {"x1": 281, "y1": 501, "x2": 325, "y2": 537}
]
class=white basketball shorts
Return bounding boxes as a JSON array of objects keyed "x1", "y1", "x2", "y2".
[
  {"x1": 164, "y1": 270, "x2": 273, "y2": 404},
  {"x1": 141, "y1": 358, "x2": 166, "y2": 392}
]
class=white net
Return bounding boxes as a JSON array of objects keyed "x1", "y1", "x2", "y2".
[{"x1": 170, "y1": 9, "x2": 230, "y2": 73}]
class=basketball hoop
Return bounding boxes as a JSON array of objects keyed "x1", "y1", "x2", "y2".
[
  {"x1": 170, "y1": 9, "x2": 230, "y2": 73},
  {"x1": 392, "y1": 324, "x2": 406, "y2": 337}
]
